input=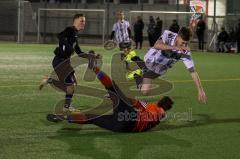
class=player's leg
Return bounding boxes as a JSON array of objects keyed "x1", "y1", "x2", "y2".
[
  {"x1": 47, "y1": 112, "x2": 135, "y2": 132},
  {"x1": 201, "y1": 34, "x2": 205, "y2": 50},
  {"x1": 129, "y1": 56, "x2": 154, "y2": 90},
  {"x1": 197, "y1": 33, "x2": 201, "y2": 50},
  {"x1": 40, "y1": 75, "x2": 73, "y2": 92},
  {"x1": 135, "y1": 41, "x2": 138, "y2": 49},
  {"x1": 140, "y1": 40, "x2": 143, "y2": 49},
  {"x1": 126, "y1": 55, "x2": 144, "y2": 82},
  {"x1": 141, "y1": 67, "x2": 161, "y2": 95},
  {"x1": 237, "y1": 40, "x2": 240, "y2": 53},
  {"x1": 52, "y1": 57, "x2": 78, "y2": 111},
  {"x1": 93, "y1": 66, "x2": 129, "y2": 101},
  {"x1": 119, "y1": 45, "x2": 125, "y2": 61},
  {"x1": 39, "y1": 76, "x2": 57, "y2": 90},
  {"x1": 61, "y1": 71, "x2": 80, "y2": 112},
  {"x1": 93, "y1": 66, "x2": 113, "y2": 89},
  {"x1": 69, "y1": 98, "x2": 137, "y2": 132},
  {"x1": 140, "y1": 78, "x2": 153, "y2": 95},
  {"x1": 131, "y1": 56, "x2": 145, "y2": 69},
  {"x1": 86, "y1": 98, "x2": 137, "y2": 132},
  {"x1": 39, "y1": 56, "x2": 69, "y2": 91},
  {"x1": 92, "y1": 66, "x2": 135, "y2": 111}
]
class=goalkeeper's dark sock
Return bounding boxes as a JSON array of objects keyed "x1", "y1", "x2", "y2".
[
  {"x1": 134, "y1": 73, "x2": 143, "y2": 89},
  {"x1": 67, "y1": 113, "x2": 88, "y2": 124},
  {"x1": 64, "y1": 94, "x2": 73, "y2": 108},
  {"x1": 93, "y1": 67, "x2": 113, "y2": 88}
]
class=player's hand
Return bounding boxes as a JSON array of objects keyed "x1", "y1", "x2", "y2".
[
  {"x1": 182, "y1": 46, "x2": 191, "y2": 52},
  {"x1": 174, "y1": 46, "x2": 190, "y2": 52},
  {"x1": 95, "y1": 53, "x2": 102, "y2": 59},
  {"x1": 198, "y1": 89, "x2": 207, "y2": 104}
]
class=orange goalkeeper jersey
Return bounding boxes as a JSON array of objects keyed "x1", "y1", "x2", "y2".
[{"x1": 132, "y1": 100, "x2": 165, "y2": 132}]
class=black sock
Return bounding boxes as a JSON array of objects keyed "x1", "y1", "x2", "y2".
[
  {"x1": 134, "y1": 74, "x2": 143, "y2": 89},
  {"x1": 47, "y1": 78, "x2": 53, "y2": 84},
  {"x1": 64, "y1": 94, "x2": 73, "y2": 108}
]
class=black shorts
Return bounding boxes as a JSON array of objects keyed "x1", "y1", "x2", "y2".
[
  {"x1": 142, "y1": 67, "x2": 160, "y2": 79},
  {"x1": 131, "y1": 56, "x2": 160, "y2": 79},
  {"x1": 119, "y1": 42, "x2": 132, "y2": 50},
  {"x1": 87, "y1": 81, "x2": 137, "y2": 132},
  {"x1": 52, "y1": 56, "x2": 75, "y2": 86}
]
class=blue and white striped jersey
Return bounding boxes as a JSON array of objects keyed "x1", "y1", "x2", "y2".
[
  {"x1": 144, "y1": 30, "x2": 195, "y2": 75},
  {"x1": 112, "y1": 20, "x2": 130, "y2": 44}
]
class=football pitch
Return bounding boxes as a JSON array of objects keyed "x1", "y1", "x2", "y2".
[{"x1": 0, "y1": 42, "x2": 240, "y2": 159}]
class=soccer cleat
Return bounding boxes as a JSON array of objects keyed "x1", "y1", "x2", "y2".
[
  {"x1": 62, "y1": 105, "x2": 81, "y2": 115},
  {"x1": 125, "y1": 50, "x2": 137, "y2": 63},
  {"x1": 126, "y1": 69, "x2": 142, "y2": 80},
  {"x1": 46, "y1": 114, "x2": 65, "y2": 123},
  {"x1": 103, "y1": 93, "x2": 111, "y2": 99},
  {"x1": 39, "y1": 76, "x2": 51, "y2": 90}
]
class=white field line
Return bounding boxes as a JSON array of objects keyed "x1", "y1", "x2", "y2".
[{"x1": 0, "y1": 78, "x2": 240, "y2": 88}]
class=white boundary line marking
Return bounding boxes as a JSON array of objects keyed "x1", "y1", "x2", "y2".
[{"x1": 0, "y1": 78, "x2": 240, "y2": 88}]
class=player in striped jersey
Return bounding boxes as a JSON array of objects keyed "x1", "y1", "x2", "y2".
[
  {"x1": 47, "y1": 66, "x2": 173, "y2": 132},
  {"x1": 130, "y1": 27, "x2": 207, "y2": 104},
  {"x1": 111, "y1": 10, "x2": 132, "y2": 60}
]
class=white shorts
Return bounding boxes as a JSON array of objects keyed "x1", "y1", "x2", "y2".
[{"x1": 144, "y1": 48, "x2": 172, "y2": 75}]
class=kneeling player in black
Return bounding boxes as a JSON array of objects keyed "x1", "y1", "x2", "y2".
[
  {"x1": 39, "y1": 14, "x2": 101, "y2": 113},
  {"x1": 47, "y1": 66, "x2": 173, "y2": 132}
]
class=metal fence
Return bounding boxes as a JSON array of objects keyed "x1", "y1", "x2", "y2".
[{"x1": 0, "y1": 1, "x2": 239, "y2": 50}]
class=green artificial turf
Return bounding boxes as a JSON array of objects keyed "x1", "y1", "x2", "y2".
[{"x1": 0, "y1": 42, "x2": 240, "y2": 159}]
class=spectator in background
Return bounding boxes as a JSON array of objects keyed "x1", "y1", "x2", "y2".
[
  {"x1": 133, "y1": 16, "x2": 144, "y2": 49},
  {"x1": 196, "y1": 16, "x2": 206, "y2": 51},
  {"x1": 169, "y1": 19, "x2": 180, "y2": 33},
  {"x1": 147, "y1": 16, "x2": 156, "y2": 47},
  {"x1": 237, "y1": 19, "x2": 240, "y2": 53},
  {"x1": 153, "y1": 17, "x2": 163, "y2": 44},
  {"x1": 217, "y1": 27, "x2": 229, "y2": 53},
  {"x1": 227, "y1": 27, "x2": 237, "y2": 53}
]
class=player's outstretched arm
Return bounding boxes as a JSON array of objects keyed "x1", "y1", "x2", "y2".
[
  {"x1": 191, "y1": 71, "x2": 208, "y2": 104},
  {"x1": 153, "y1": 40, "x2": 175, "y2": 50},
  {"x1": 153, "y1": 40, "x2": 189, "y2": 51}
]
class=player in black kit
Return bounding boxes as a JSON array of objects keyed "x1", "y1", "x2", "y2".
[{"x1": 39, "y1": 14, "x2": 101, "y2": 113}]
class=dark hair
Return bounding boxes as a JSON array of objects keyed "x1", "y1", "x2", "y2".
[
  {"x1": 157, "y1": 96, "x2": 173, "y2": 111},
  {"x1": 73, "y1": 14, "x2": 85, "y2": 21},
  {"x1": 178, "y1": 27, "x2": 192, "y2": 41}
]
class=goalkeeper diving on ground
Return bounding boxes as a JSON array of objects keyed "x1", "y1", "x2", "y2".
[{"x1": 47, "y1": 66, "x2": 173, "y2": 132}]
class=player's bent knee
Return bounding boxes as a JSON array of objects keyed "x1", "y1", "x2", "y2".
[
  {"x1": 141, "y1": 89, "x2": 150, "y2": 96},
  {"x1": 66, "y1": 85, "x2": 75, "y2": 94}
]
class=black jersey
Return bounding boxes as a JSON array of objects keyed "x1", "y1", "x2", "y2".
[{"x1": 54, "y1": 26, "x2": 86, "y2": 59}]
